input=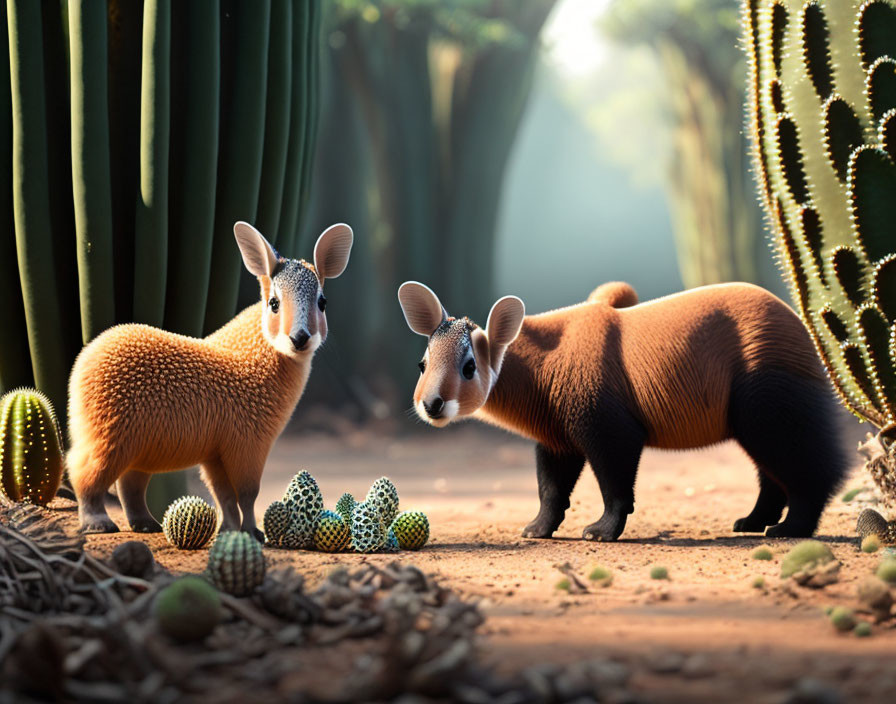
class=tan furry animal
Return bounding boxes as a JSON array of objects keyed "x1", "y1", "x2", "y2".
[
  {"x1": 68, "y1": 222, "x2": 353, "y2": 537},
  {"x1": 398, "y1": 281, "x2": 846, "y2": 542}
]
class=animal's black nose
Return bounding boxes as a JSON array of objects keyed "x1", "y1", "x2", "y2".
[
  {"x1": 291, "y1": 329, "x2": 311, "y2": 350},
  {"x1": 424, "y1": 397, "x2": 444, "y2": 418}
]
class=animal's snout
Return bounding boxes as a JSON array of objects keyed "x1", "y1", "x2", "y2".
[
  {"x1": 423, "y1": 397, "x2": 444, "y2": 419},
  {"x1": 291, "y1": 329, "x2": 311, "y2": 350}
]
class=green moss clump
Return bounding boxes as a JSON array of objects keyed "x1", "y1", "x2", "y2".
[
  {"x1": 556, "y1": 578, "x2": 570, "y2": 592},
  {"x1": 830, "y1": 607, "x2": 856, "y2": 632},
  {"x1": 154, "y1": 576, "x2": 221, "y2": 642},
  {"x1": 780, "y1": 541, "x2": 834, "y2": 578},
  {"x1": 588, "y1": 565, "x2": 612, "y2": 586},
  {"x1": 752, "y1": 576, "x2": 765, "y2": 589},
  {"x1": 862, "y1": 535, "x2": 881, "y2": 553},
  {"x1": 875, "y1": 558, "x2": 896, "y2": 584},
  {"x1": 649, "y1": 566, "x2": 669, "y2": 580},
  {"x1": 841, "y1": 488, "x2": 862, "y2": 503},
  {"x1": 752, "y1": 547, "x2": 773, "y2": 561},
  {"x1": 854, "y1": 621, "x2": 872, "y2": 637}
]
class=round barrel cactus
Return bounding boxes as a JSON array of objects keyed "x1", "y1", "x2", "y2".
[
  {"x1": 366, "y1": 476, "x2": 399, "y2": 526},
  {"x1": 162, "y1": 496, "x2": 218, "y2": 549},
  {"x1": 206, "y1": 531, "x2": 265, "y2": 597},
  {"x1": 263, "y1": 500, "x2": 304, "y2": 549},
  {"x1": 154, "y1": 576, "x2": 222, "y2": 643},
  {"x1": 390, "y1": 510, "x2": 430, "y2": 551},
  {"x1": 0, "y1": 388, "x2": 64, "y2": 506},
  {"x1": 313, "y1": 510, "x2": 350, "y2": 552}
]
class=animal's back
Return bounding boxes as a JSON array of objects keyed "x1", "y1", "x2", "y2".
[{"x1": 544, "y1": 283, "x2": 827, "y2": 449}]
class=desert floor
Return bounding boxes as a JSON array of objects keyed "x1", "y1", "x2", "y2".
[{"x1": 81, "y1": 421, "x2": 896, "y2": 703}]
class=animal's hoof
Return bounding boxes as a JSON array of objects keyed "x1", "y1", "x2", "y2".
[
  {"x1": 733, "y1": 517, "x2": 766, "y2": 533},
  {"x1": 765, "y1": 522, "x2": 814, "y2": 538},
  {"x1": 582, "y1": 519, "x2": 622, "y2": 542},
  {"x1": 130, "y1": 519, "x2": 163, "y2": 533},
  {"x1": 81, "y1": 518, "x2": 120, "y2": 534},
  {"x1": 521, "y1": 521, "x2": 555, "y2": 539}
]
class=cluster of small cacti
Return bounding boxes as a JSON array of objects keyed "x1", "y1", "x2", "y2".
[
  {"x1": 262, "y1": 473, "x2": 430, "y2": 553},
  {"x1": 0, "y1": 389, "x2": 64, "y2": 506},
  {"x1": 206, "y1": 531, "x2": 266, "y2": 597},
  {"x1": 744, "y1": 0, "x2": 896, "y2": 506},
  {"x1": 162, "y1": 496, "x2": 218, "y2": 549}
]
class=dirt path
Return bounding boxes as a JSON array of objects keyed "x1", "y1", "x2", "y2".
[{"x1": 83, "y1": 423, "x2": 896, "y2": 703}]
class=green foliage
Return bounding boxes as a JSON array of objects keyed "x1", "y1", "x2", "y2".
[
  {"x1": 588, "y1": 565, "x2": 613, "y2": 586},
  {"x1": 854, "y1": 621, "x2": 872, "y2": 637},
  {"x1": 602, "y1": 0, "x2": 764, "y2": 289},
  {"x1": 207, "y1": 531, "x2": 266, "y2": 597},
  {"x1": 751, "y1": 576, "x2": 765, "y2": 589},
  {"x1": 752, "y1": 546, "x2": 773, "y2": 561},
  {"x1": 154, "y1": 576, "x2": 222, "y2": 642},
  {"x1": 744, "y1": 0, "x2": 896, "y2": 451},
  {"x1": 0, "y1": 388, "x2": 63, "y2": 506},
  {"x1": 841, "y1": 487, "x2": 862, "y2": 502},
  {"x1": 780, "y1": 541, "x2": 834, "y2": 578},
  {"x1": 161, "y1": 496, "x2": 218, "y2": 550},
  {"x1": 555, "y1": 578, "x2": 570, "y2": 592},
  {"x1": 649, "y1": 565, "x2": 669, "y2": 580},
  {"x1": 829, "y1": 606, "x2": 855, "y2": 632},
  {"x1": 876, "y1": 558, "x2": 896, "y2": 583},
  {"x1": 862, "y1": 534, "x2": 882, "y2": 553}
]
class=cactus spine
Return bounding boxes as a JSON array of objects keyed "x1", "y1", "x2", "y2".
[
  {"x1": 162, "y1": 495, "x2": 218, "y2": 549},
  {"x1": 744, "y1": 0, "x2": 896, "y2": 506},
  {"x1": 207, "y1": 531, "x2": 266, "y2": 597},
  {"x1": 0, "y1": 389, "x2": 63, "y2": 506}
]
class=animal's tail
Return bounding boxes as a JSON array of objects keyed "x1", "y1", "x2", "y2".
[{"x1": 587, "y1": 281, "x2": 639, "y2": 309}]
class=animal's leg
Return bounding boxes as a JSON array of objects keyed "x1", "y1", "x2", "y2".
[
  {"x1": 200, "y1": 461, "x2": 240, "y2": 531},
  {"x1": 234, "y1": 470, "x2": 264, "y2": 543},
  {"x1": 581, "y1": 417, "x2": 646, "y2": 542},
  {"x1": 730, "y1": 370, "x2": 847, "y2": 539},
  {"x1": 522, "y1": 445, "x2": 585, "y2": 538},
  {"x1": 117, "y1": 470, "x2": 162, "y2": 533},
  {"x1": 69, "y1": 446, "x2": 123, "y2": 533},
  {"x1": 732, "y1": 472, "x2": 787, "y2": 533}
]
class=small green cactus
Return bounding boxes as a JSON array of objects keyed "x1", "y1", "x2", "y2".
[
  {"x1": 752, "y1": 546, "x2": 774, "y2": 561},
  {"x1": 556, "y1": 578, "x2": 571, "y2": 592},
  {"x1": 780, "y1": 541, "x2": 835, "y2": 578},
  {"x1": 335, "y1": 492, "x2": 356, "y2": 525},
  {"x1": 263, "y1": 500, "x2": 304, "y2": 549},
  {"x1": 752, "y1": 576, "x2": 766, "y2": 589},
  {"x1": 649, "y1": 566, "x2": 669, "y2": 580},
  {"x1": 207, "y1": 531, "x2": 265, "y2": 596},
  {"x1": 350, "y1": 501, "x2": 385, "y2": 553},
  {"x1": 862, "y1": 534, "x2": 882, "y2": 553},
  {"x1": 390, "y1": 510, "x2": 430, "y2": 551},
  {"x1": 366, "y1": 477, "x2": 399, "y2": 526},
  {"x1": 284, "y1": 470, "x2": 323, "y2": 539},
  {"x1": 830, "y1": 606, "x2": 856, "y2": 632},
  {"x1": 313, "y1": 510, "x2": 350, "y2": 553},
  {"x1": 154, "y1": 576, "x2": 221, "y2": 642},
  {"x1": 162, "y1": 496, "x2": 218, "y2": 550},
  {"x1": 876, "y1": 558, "x2": 896, "y2": 584},
  {"x1": 854, "y1": 621, "x2": 872, "y2": 637},
  {"x1": 0, "y1": 389, "x2": 64, "y2": 506},
  {"x1": 588, "y1": 565, "x2": 613, "y2": 587}
]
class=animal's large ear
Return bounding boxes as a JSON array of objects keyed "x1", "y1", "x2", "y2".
[
  {"x1": 313, "y1": 223, "x2": 353, "y2": 281},
  {"x1": 485, "y1": 296, "x2": 525, "y2": 364},
  {"x1": 398, "y1": 281, "x2": 447, "y2": 337},
  {"x1": 234, "y1": 221, "x2": 279, "y2": 278}
]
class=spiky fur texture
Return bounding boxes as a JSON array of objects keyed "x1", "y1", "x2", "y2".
[{"x1": 68, "y1": 301, "x2": 310, "y2": 535}]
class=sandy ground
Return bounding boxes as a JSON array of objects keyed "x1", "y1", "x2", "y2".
[{"x1": 80, "y1": 421, "x2": 896, "y2": 703}]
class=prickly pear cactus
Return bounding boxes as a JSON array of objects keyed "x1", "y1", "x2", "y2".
[
  {"x1": 335, "y1": 492, "x2": 356, "y2": 526},
  {"x1": 162, "y1": 496, "x2": 218, "y2": 549},
  {"x1": 744, "y1": 0, "x2": 896, "y2": 506},
  {"x1": 284, "y1": 470, "x2": 323, "y2": 540},
  {"x1": 0, "y1": 389, "x2": 64, "y2": 506},
  {"x1": 313, "y1": 510, "x2": 350, "y2": 552},
  {"x1": 350, "y1": 501, "x2": 386, "y2": 553},
  {"x1": 206, "y1": 531, "x2": 266, "y2": 597},
  {"x1": 366, "y1": 477, "x2": 400, "y2": 526},
  {"x1": 390, "y1": 510, "x2": 430, "y2": 551},
  {"x1": 263, "y1": 500, "x2": 304, "y2": 549}
]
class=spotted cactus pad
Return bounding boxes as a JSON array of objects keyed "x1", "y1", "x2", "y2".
[
  {"x1": 350, "y1": 501, "x2": 386, "y2": 553},
  {"x1": 284, "y1": 470, "x2": 324, "y2": 542},
  {"x1": 313, "y1": 510, "x2": 350, "y2": 552},
  {"x1": 366, "y1": 477, "x2": 400, "y2": 527},
  {"x1": 162, "y1": 496, "x2": 218, "y2": 550}
]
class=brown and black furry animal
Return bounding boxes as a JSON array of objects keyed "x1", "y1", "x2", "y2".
[{"x1": 398, "y1": 280, "x2": 846, "y2": 541}]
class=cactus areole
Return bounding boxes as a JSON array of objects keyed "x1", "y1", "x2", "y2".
[
  {"x1": 0, "y1": 389, "x2": 64, "y2": 505},
  {"x1": 744, "y1": 0, "x2": 896, "y2": 508}
]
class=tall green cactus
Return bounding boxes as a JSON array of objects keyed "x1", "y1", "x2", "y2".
[
  {"x1": 1, "y1": 1, "x2": 323, "y2": 512},
  {"x1": 744, "y1": 0, "x2": 896, "y2": 505}
]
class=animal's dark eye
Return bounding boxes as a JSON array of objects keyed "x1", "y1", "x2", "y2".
[
  {"x1": 269, "y1": 297, "x2": 280, "y2": 313},
  {"x1": 418, "y1": 360, "x2": 426, "y2": 374},
  {"x1": 318, "y1": 295, "x2": 327, "y2": 312},
  {"x1": 462, "y1": 359, "x2": 476, "y2": 380}
]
